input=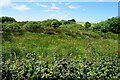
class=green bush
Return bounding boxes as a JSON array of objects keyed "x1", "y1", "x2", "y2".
[
  {"x1": 62, "y1": 21, "x2": 71, "y2": 25},
  {"x1": 93, "y1": 17, "x2": 120, "y2": 33},
  {"x1": 2, "y1": 53, "x2": 120, "y2": 80},
  {"x1": 51, "y1": 21, "x2": 62, "y2": 28},
  {"x1": 2, "y1": 22, "x2": 20, "y2": 30},
  {"x1": 23, "y1": 21, "x2": 42, "y2": 30},
  {"x1": 60, "y1": 24, "x2": 82, "y2": 28},
  {"x1": 68, "y1": 19, "x2": 76, "y2": 23},
  {"x1": 41, "y1": 19, "x2": 58, "y2": 27},
  {"x1": 84, "y1": 21, "x2": 91, "y2": 28},
  {"x1": 1, "y1": 16, "x2": 16, "y2": 23},
  {"x1": 7, "y1": 22, "x2": 20, "y2": 30}
]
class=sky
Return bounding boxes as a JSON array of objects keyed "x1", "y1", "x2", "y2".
[{"x1": 0, "y1": 0, "x2": 119, "y2": 23}]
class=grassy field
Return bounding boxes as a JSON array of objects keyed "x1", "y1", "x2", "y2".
[
  {"x1": 2, "y1": 28, "x2": 118, "y2": 61},
  {"x1": 2, "y1": 27, "x2": 120, "y2": 79}
]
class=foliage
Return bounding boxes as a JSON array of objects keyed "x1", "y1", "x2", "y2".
[
  {"x1": 93, "y1": 17, "x2": 120, "y2": 33},
  {"x1": 84, "y1": 21, "x2": 91, "y2": 28},
  {"x1": 41, "y1": 19, "x2": 58, "y2": 27},
  {"x1": 2, "y1": 28, "x2": 118, "y2": 61},
  {"x1": 23, "y1": 21, "x2": 42, "y2": 30},
  {"x1": 2, "y1": 53, "x2": 120, "y2": 80},
  {"x1": 2, "y1": 16, "x2": 119, "y2": 79},
  {"x1": 51, "y1": 21, "x2": 62, "y2": 28},
  {"x1": 1, "y1": 16, "x2": 16, "y2": 23},
  {"x1": 68, "y1": 19, "x2": 76, "y2": 22},
  {"x1": 17, "y1": 21, "x2": 28, "y2": 26},
  {"x1": 2, "y1": 22, "x2": 20, "y2": 30},
  {"x1": 61, "y1": 21, "x2": 71, "y2": 25},
  {"x1": 60, "y1": 24, "x2": 82, "y2": 28}
]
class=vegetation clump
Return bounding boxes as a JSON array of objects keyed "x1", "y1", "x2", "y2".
[
  {"x1": 1, "y1": 16, "x2": 16, "y2": 23},
  {"x1": 93, "y1": 17, "x2": 120, "y2": 33},
  {"x1": 2, "y1": 53, "x2": 120, "y2": 80},
  {"x1": 84, "y1": 21, "x2": 91, "y2": 28}
]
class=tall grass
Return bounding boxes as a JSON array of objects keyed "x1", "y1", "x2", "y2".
[{"x1": 2, "y1": 28, "x2": 118, "y2": 61}]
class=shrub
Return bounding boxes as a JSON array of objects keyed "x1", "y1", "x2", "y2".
[
  {"x1": 68, "y1": 19, "x2": 76, "y2": 23},
  {"x1": 24, "y1": 21, "x2": 42, "y2": 30},
  {"x1": 2, "y1": 22, "x2": 20, "y2": 30},
  {"x1": 60, "y1": 24, "x2": 82, "y2": 28},
  {"x1": 41, "y1": 19, "x2": 58, "y2": 27},
  {"x1": 2, "y1": 53, "x2": 120, "y2": 80},
  {"x1": 93, "y1": 17, "x2": 120, "y2": 33},
  {"x1": 7, "y1": 22, "x2": 20, "y2": 30},
  {"x1": 62, "y1": 21, "x2": 71, "y2": 25},
  {"x1": 51, "y1": 21, "x2": 62, "y2": 28},
  {"x1": 84, "y1": 21, "x2": 91, "y2": 28},
  {"x1": 1, "y1": 16, "x2": 16, "y2": 23}
]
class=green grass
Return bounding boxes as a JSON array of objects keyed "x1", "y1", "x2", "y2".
[
  {"x1": 2, "y1": 28, "x2": 118, "y2": 61},
  {"x1": 2, "y1": 28, "x2": 119, "y2": 80}
]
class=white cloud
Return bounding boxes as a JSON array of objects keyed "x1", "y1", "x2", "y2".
[
  {"x1": 51, "y1": 3, "x2": 60, "y2": 9},
  {"x1": 68, "y1": 5, "x2": 78, "y2": 9},
  {"x1": 0, "y1": 0, "x2": 12, "y2": 7},
  {"x1": 35, "y1": 3, "x2": 47, "y2": 7},
  {"x1": 65, "y1": 2, "x2": 71, "y2": 5},
  {"x1": 13, "y1": 4, "x2": 31, "y2": 11}
]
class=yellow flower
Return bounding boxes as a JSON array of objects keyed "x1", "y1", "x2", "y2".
[{"x1": 16, "y1": 65, "x2": 19, "y2": 67}]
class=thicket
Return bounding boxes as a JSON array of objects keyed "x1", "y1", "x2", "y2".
[
  {"x1": 23, "y1": 21, "x2": 42, "y2": 30},
  {"x1": 84, "y1": 21, "x2": 91, "y2": 28},
  {"x1": 2, "y1": 22, "x2": 20, "y2": 30},
  {"x1": 92, "y1": 17, "x2": 120, "y2": 33},
  {"x1": 1, "y1": 16, "x2": 16, "y2": 23},
  {"x1": 2, "y1": 53, "x2": 120, "y2": 80},
  {"x1": 60, "y1": 24, "x2": 82, "y2": 28}
]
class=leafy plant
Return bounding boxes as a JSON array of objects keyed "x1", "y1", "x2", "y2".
[
  {"x1": 2, "y1": 53, "x2": 120, "y2": 80},
  {"x1": 84, "y1": 21, "x2": 91, "y2": 28},
  {"x1": 51, "y1": 21, "x2": 62, "y2": 28}
]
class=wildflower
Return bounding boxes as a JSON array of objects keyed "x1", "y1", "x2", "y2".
[{"x1": 16, "y1": 65, "x2": 19, "y2": 67}]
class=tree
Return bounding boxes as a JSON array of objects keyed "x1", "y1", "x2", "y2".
[
  {"x1": 62, "y1": 21, "x2": 70, "y2": 25},
  {"x1": 68, "y1": 19, "x2": 76, "y2": 22},
  {"x1": 84, "y1": 21, "x2": 91, "y2": 28},
  {"x1": 2, "y1": 16, "x2": 16, "y2": 23},
  {"x1": 51, "y1": 21, "x2": 62, "y2": 28},
  {"x1": 92, "y1": 17, "x2": 120, "y2": 33},
  {"x1": 24, "y1": 21, "x2": 42, "y2": 30}
]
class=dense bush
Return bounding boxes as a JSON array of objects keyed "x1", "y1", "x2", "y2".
[
  {"x1": 2, "y1": 22, "x2": 20, "y2": 30},
  {"x1": 62, "y1": 21, "x2": 71, "y2": 25},
  {"x1": 2, "y1": 53, "x2": 120, "y2": 80},
  {"x1": 93, "y1": 17, "x2": 120, "y2": 33},
  {"x1": 84, "y1": 21, "x2": 91, "y2": 28},
  {"x1": 1, "y1": 16, "x2": 16, "y2": 23},
  {"x1": 17, "y1": 21, "x2": 28, "y2": 26},
  {"x1": 60, "y1": 24, "x2": 82, "y2": 28},
  {"x1": 23, "y1": 21, "x2": 42, "y2": 30},
  {"x1": 51, "y1": 21, "x2": 62, "y2": 28},
  {"x1": 41, "y1": 19, "x2": 58, "y2": 27},
  {"x1": 68, "y1": 19, "x2": 76, "y2": 23}
]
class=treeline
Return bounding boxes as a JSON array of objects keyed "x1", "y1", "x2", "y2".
[
  {"x1": 1, "y1": 16, "x2": 77, "y2": 30},
  {"x1": 92, "y1": 17, "x2": 120, "y2": 34},
  {"x1": 1, "y1": 16, "x2": 120, "y2": 34}
]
